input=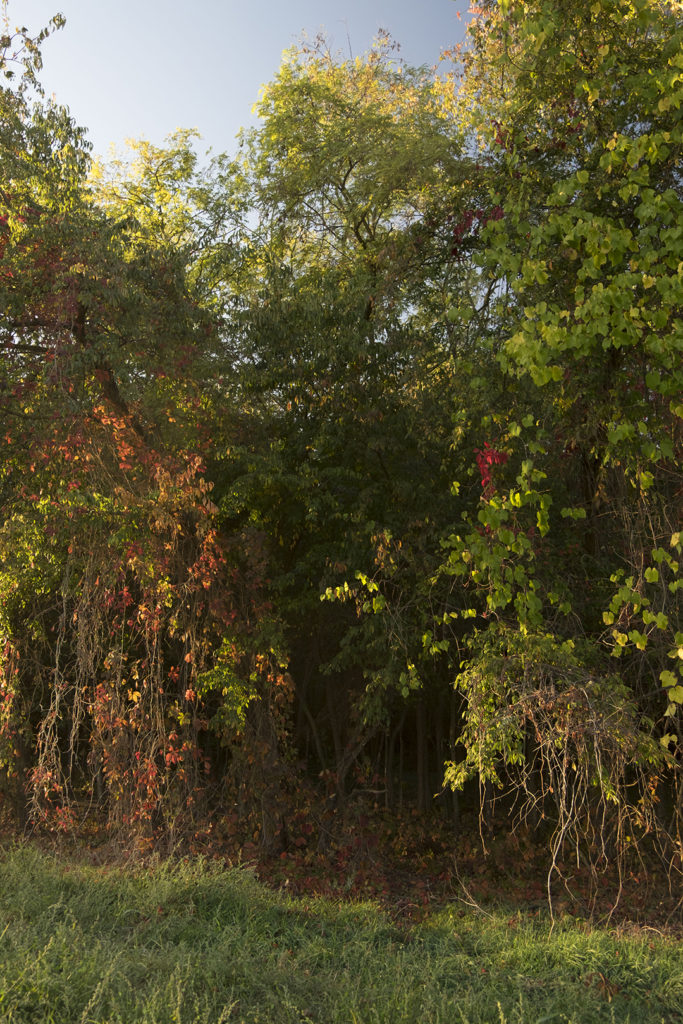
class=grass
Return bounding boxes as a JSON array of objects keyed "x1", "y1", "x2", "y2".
[{"x1": 0, "y1": 843, "x2": 681, "y2": 1023}]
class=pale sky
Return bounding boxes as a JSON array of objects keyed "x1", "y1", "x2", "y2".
[{"x1": 4, "y1": 0, "x2": 471, "y2": 159}]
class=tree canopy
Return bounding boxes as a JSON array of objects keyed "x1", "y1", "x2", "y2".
[{"x1": 0, "y1": 1, "x2": 681, "y2": 894}]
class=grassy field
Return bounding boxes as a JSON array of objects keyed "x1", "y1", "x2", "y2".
[{"x1": 0, "y1": 843, "x2": 681, "y2": 1024}]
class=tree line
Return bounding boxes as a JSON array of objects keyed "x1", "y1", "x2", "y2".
[{"x1": 1, "y1": 0, "x2": 681, "y2": 878}]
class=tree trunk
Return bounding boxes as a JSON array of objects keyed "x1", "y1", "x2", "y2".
[{"x1": 416, "y1": 699, "x2": 430, "y2": 813}]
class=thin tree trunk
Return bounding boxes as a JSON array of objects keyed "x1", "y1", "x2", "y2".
[
  {"x1": 416, "y1": 699, "x2": 430, "y2": 813},
  {"x1": 449, "y1": 691, "x2": 461, "y2": 829}
]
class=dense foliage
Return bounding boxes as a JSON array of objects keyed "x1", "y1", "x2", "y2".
[{"x1": 1, "y1": 0, "x2": 681, "y2": 891}]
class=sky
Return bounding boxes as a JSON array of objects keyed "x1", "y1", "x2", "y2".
[{"x1": 3, "y1": 0, "x2": 472, "y2": 160}]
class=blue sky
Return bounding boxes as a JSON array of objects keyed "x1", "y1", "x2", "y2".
[{"x1": 4, "y1": 0, "x2": 471, "y2": 158}]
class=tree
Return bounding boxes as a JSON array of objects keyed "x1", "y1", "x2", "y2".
[
  {"x1": 432, "y1": 0, "x2": 682, "y2": 872},
  {"x1": 200, "y1": 35, "x2": 494, "y2": 805},
  {"x1": 0, "y1": 16, "x2": 288, "y2": 841}
]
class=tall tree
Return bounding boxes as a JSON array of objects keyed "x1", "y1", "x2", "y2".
[
  {"x1": 433, "y1": 0, "x2": 682, "y2": 868},
  {"x1": 0, "y1": 18, "x2": 288, "y2": 840},
  {"x1": 205, "y1": 36, "x2": 489, "y2": 798}
]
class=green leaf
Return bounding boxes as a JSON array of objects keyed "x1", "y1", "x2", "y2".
[{"x1": 628, "y1": 630, "x2": 648, "y2": 651}]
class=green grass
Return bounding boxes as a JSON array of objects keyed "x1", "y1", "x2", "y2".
[{"x1": 0, "y1": 844, "x2": 681, "y2": 1023}]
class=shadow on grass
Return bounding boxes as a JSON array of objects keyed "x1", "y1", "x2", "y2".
[{"x1": 0, "y1": 842, "x2": 681, "y2": 1023}]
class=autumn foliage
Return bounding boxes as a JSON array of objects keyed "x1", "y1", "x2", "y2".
[{"x1": 0, "y1": 1, "x2": 681, "y2": 909}]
